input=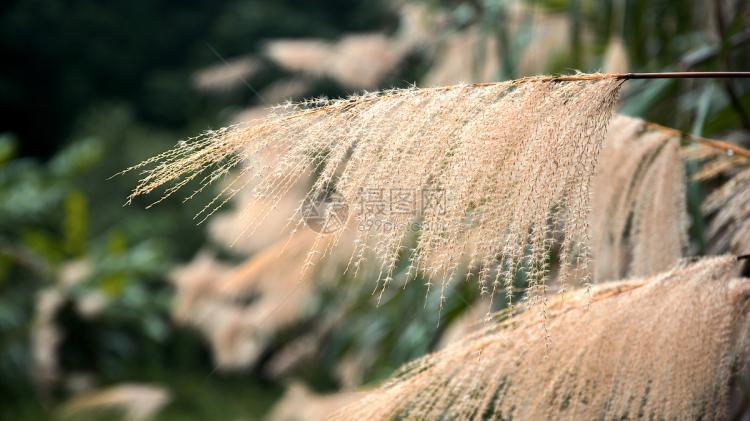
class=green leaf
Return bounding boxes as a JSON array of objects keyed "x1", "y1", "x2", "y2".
[
  {"x1": 0, "y1": 134, "x2": 17, "y2": 166},
  {"x1": 63, "y1": 190, "x2": 88, "y2": 257}
]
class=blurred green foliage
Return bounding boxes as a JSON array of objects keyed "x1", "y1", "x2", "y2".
[{"x1": 0, "y1": 0, "x2": 394, "y2": 416}]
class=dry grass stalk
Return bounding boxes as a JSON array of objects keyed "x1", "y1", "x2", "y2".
[
  {"x1": 657, "y1": 123, "x2": 750, "y2": 162},
  {"x1": 124, "y1": 75, "x2": 623, "y2": 306},
  {"x1": 60, "y1": 384, "x2": 170, "y2": 421},
  {"x1": 591, "y1": 115, "x2": 688, "y2": 281},
  {"x1": 337, "y1": 256, "x2": 749, "y2": 420}
]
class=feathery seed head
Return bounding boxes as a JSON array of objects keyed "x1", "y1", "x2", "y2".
[
  {"x1": 337, "y1": 256, "x2": 748, "y2": 420},
  {"x1": 591, "y1": 115, "x2": 688, "y2": 281},
  {"x1": 124, "y1": 75, "x2": 623, "y2": 304}
]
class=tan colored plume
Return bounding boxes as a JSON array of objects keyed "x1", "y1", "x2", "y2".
[
  {"x1": 337, "y1": 256, "x2": 749, "y2": 420},
  {"x1": 590, "y1": 115, "x2": 688, "y2": 281},
  {"x1": 123, "y1": 75, "x2": 623, "y2": 305}
]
